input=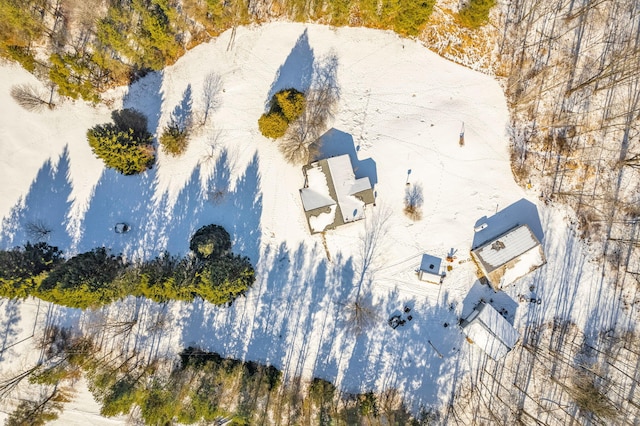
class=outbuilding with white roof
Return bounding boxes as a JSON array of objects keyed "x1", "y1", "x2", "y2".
[{"x1": 461, "y1": 301, "x2": 520, "y2": 360}]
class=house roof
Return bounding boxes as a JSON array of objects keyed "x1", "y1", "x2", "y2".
[
  {"x1": 300, "y1": 162, "x2": 335, "y2": 211},
  {"x1": 300, "y1": 154, "x2": 374, "y2": 233},
  {"x1": 462, "y1": 302, "x2": 519, "y2": 360},
  {"x1": 419, "y1": 254, "x2": 442, "y2": 276},
  {"x1": 472, "y1": 224, "x2": 541, "y2": 274}
]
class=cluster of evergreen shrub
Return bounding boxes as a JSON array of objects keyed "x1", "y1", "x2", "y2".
[
  {"x1": 258, "y1": 88, "x2": 306, "y2": 139},
  {"x1": 0, "y1": 225, "x2": 254, "y2": 309}
]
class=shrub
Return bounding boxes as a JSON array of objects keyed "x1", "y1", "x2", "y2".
[
  {"x1": 258, "y1": 89, "x2": 306, "y2": 139},
  {"x1": 159, "y1": 123, "x2": 189, "y2": 156},
  {"x1": 39, "y1": 248, "x2": 126, "y2": 309},
  {"x1": 403, "y1": 183, "x2": 424, "y2": 221},
  {"x1": 196, "y1": 255, "x2": 255, "y2": 305},
  {"x1": 457, "y1": 0, "x2": 496, "y2": 28},
  {"x1": 87, "y1": 109, "x2": 155, "y2": 175},
  {"x1": 258, "y1": 112, "x2": 289, "y2": 139},
  {"x1": 274, "y1": 89, "x2": 306, "y2": 122},
  {"x1": 189, "y1": 225, "x2": 232, "y2": 260}
]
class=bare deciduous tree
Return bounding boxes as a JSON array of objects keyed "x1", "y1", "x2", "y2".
[
  {"x1": 343, "y1": 295, "x2": 379, "y2": 336},
  {"x1": 404, "y1": 183, "x2": 424, "y2": 221},
  {"x1": 26, "y1": 220, "x2": 53, "y2": 241},
  {"x1": 200, "y1": 72, "x2": 223, "y2": 126},
  {"x1": 11, "y1": 84, "x2": 55, "y2": 112},
  {"x1": 280, "y1": 53, "x2": 340, "y2": 165}
]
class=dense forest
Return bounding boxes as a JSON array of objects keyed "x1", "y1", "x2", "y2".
[
  {"x1": 0, "y1": 0, "x2": 447, "y2": 102},
  {"x1": 1, "y1": 323, "x2": 429, "y2": 425}
]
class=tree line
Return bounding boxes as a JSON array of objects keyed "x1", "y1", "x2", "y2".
[
  {"x1": 0, "y1": 224, "x2": 254, "y2": 309},
  {"x1": 0, "y1": 0, "x2": 451, "y2": 104},
  {"x1": 4, "y1": 326, "x2": 428, "y2": 425}
]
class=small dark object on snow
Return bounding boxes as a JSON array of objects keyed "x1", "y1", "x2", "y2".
[
  {"x1": 115, "y1": 223, "x2": 130, "y2": 233},
  {"x1": 407, "y1": 315, "x2": 413, "y2": 321},
  {"x1": 388, "y1": 315, "x2": 405, "y2": 329},
  {"x1": 404, "y1": 306, "x2": 411, "y2": 313},
  {"x1": 443, "y1": 322, "x2": 448, "y2": 328}
]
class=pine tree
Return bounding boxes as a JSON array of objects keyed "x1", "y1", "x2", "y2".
[{"x1": 87, "y1": 111, "x2": 155, "y2": 175}]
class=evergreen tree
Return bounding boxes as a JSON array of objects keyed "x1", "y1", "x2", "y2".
[
  {"x1": 258, "y1": 89, "x2": 306, "y2": 139},
  {"x1": 49, "y1": 53, "x2": 100, "y2": 102},
  {"x1": 458, "y1": 0, "x2": 496, "y2": 28},
  {"x1": 0, "y1": 243, "x2": 64, "y2": 299},
  {"x1": 189, "y1": 224, "x2": 232, "y2": 260},
  {"x1": 87, "y1": 110, "x2": 155, "y2": 175},
  {"x1": 196, "y1": 254, "x2": 255, "y2": 305},
  {"x1": 39, "y1": 248, "x2": 126, "y2": 308}
]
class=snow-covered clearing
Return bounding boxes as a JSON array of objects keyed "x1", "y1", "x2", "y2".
[{"x1": 0, "y1": 22, "x2": 627, "y2": 422}]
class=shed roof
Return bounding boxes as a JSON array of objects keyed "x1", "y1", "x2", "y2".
[
  {"x1": 462, "y1": 302, "x2": 519, "y2": 360},
  {"x1": 419, "y1": 254, "x2": 442, "y2": 276}
]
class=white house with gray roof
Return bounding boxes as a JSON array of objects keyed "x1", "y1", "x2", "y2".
[{"x1": 300, "y1": 154, "x2": 375, "y2": 234}]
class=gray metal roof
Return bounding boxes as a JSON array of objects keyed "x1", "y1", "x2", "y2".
[{"x1": 472, "y1": 224, "x2": 540, "y2": 273}]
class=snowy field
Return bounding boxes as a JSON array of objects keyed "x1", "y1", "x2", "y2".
[{"x1": 0, "y1": 22, "x2": 622, "y2": 422}]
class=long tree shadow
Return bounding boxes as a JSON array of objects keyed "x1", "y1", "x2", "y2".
[
  {"x1": 168, "y1": 84, "x2": 193, "y2": 130},
  {"x1": 337, "y1": 289, "x2": 464, "y2": 411},
  {"x1": 0, "y1": 146, "x2": 73, "y2": 251},
  {"x1": 77, "y1": 167, "x2": 159, "y2": 258},
  {"x1": 123, "y1": 70, "x2": 164, "y2": 136},
  {"x1": 265, "y1": 29, "x2": 315, "y2": 109},
  {"x1": 0, "y1": 299, "x2": 22, "y2": 363},
  {"x1": 194, "y1": 151, "x2": 263, "y2": 262}
]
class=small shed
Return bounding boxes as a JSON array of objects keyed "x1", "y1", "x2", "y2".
[
  {"x1": 418, "y1": 254, "x2": 444, "y2": 284},
  {"x1": 471, "y1": 224, "x2": 545, "y2": 291},
  {"x1": 461, "y1": 301, "x2": 519, "y2": 360}
]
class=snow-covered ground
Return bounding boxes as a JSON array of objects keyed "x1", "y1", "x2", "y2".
[{"x1": 0, "y1": 22, "x2": 623, "y2": 422}]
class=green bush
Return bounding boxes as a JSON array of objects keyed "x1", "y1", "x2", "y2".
[
  {"x1": 196, "y1": 255, "x2": 255, "y2": 305},
  {"x1": 189, "y1": 224, "x2": 232, "y2": 260},
  {"x1": 159, "y1": 123, "x2": 189, "y2": 156},
  {"x1": 390, "y1": 0, "x2": 435, "y2": 36},
  {"x1": 274, "y1": 89, "x2": 306, "y2": 122},
  {"x1": 258, "y1": 112, "x2": 289, "y2": 139},
  {"x1": 87, "y1": 109, "x2": 155, "y2": 175},
  {"x1": 0, "y1": 243, "x2": 63, "y2": 299},
  {"x1": 258, "y1": 89, "x2": 306, "y2": 139},
  {"x1": 457, "y1": 0, "x2": 496, "y2": 28},
  {"x1": 39, "y1": 248, "x2": 126, "y2": 309}
]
